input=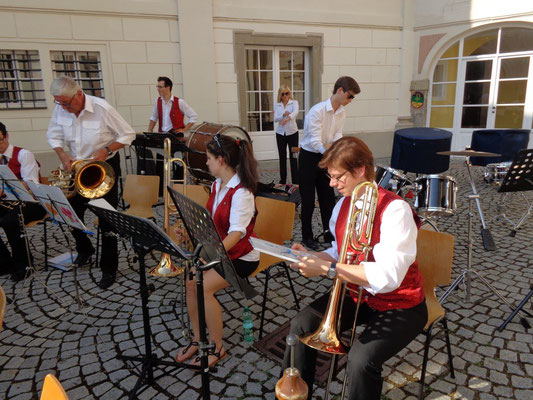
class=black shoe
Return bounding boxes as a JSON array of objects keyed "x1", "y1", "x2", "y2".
[
  {"x1": 302, "y1": 238, "x2": 320, "y2": 251},
  {"x1": 98, "y1": 273, "x2": 116, "y2": 290},
  {"x1": 323, "y1": 230, "x2": 335, "y2": 243},
  {"x1": 11, "y1": 268, "x2": 29, "y2": 282},
  {"x1": 76, "y1": 248, "x2": 95, "y2": 267}
]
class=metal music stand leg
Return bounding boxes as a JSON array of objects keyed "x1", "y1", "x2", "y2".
[{"x1": 498, "y1": 286, "x2": 533, "y2": 332}]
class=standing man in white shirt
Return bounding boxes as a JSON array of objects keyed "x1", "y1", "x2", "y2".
[
  {"x1": 0, "y1": 122, "x2": 46, "y2": 281},
  {"x1": 147, "y1": 76, "x2": 198, "y2": 135},
  {"x1": 46, "y1": 75, "x2": 136, "y2": 289},
  {"x1": 299, "y1": 76, "x2": 360, "y2": 250}
]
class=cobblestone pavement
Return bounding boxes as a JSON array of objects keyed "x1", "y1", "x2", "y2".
[{"x1": 1, "y1": 158, "x2": 532, "y2": 399}]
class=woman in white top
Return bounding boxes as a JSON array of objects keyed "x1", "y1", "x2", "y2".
[{"x1": 273, "y1": 85, "x2": 299, "y2": 184}]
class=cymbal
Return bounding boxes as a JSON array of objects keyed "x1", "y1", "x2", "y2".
[{"x1": 437, "y1": 149, "x2": 501, "y2": 157}]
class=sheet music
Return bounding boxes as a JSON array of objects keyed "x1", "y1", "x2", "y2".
[
  {"x1": 0, "y1": 165, "x2": 38, "y2": 203},
  {"x1": 250, "y1": 237, "x2": 316, "y2": 263},
  {"x1": 27, "y1": 182, "x2": 89, "y2": 232}
]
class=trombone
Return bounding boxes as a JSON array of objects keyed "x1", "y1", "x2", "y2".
[{"x1": 300, "y1": 181, "x2": 379, "y2": 400}]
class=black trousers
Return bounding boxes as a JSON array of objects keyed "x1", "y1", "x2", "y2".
[
  {"x1": 276, "y1": 132, "x2": 299, "y2": 184},
  {"x1": 282, "y1": 293, "x2": 428, "y2": 400},
  {"x1": 298, "y1": 149, "x2": 336, "y2": 240},
  {"x1": 0, "y1": 203, "x2": 47, "y2": 274},
  {"x1": 69, "y1": 153, "x2": 121, "y2": 276}
]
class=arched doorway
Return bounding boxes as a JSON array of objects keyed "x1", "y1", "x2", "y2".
[{"x1": 428, "y1": 26, "x2": 533, "y2": 150}]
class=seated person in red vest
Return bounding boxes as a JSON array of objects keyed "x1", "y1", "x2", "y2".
[
  {"x1": 0, "y1": 121, "x2": 47, "y2": 282},
  {"x1": 147, "y1": 76, "x2": 198, "y2": 135},
  {"x1": 282, "y1": 137, "x2": 428, "y2": 400},
  {"x1": 174, "y1": 134, "x2": 259, "y2": 368}
]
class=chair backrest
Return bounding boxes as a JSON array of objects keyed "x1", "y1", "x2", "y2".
[
  {"x1": 122, "y1": 174, "x2": 160, "y2": 219},
  {"x1": 0, "y1": 285, "x2": 6, "y2": 333},
  {"x1": 172, "y1": 184, "x2": 210, "y2": 207},
  {"x1": 40, "y1": 374, "x2": 69, "y2": 400},
  {"x1": 416, "y1": 229, "x2": 454, "y2": 330},
  {"x1": 251, "y1": 196, "x2": 296, "y2": 277}
]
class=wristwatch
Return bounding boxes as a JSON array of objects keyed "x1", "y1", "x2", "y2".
[
  {"x1": 104, "y1": 146, "x2": 113, "y2": 156},
  {"x1": 327, "y1": 262, "x2": 337, "y2": 279}
]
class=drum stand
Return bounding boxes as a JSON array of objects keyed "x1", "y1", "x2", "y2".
[{"x1": 439, "y1": 195, "x2": 523, "y2": 314}]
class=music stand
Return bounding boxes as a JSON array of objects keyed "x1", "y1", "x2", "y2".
[
  {"x1": 493, "y1": 149, "x2": 533, "y2": 331},
  {"x1": 88, "y1": 205, "x2": 217, "y2": 399},
  {"x1": 497, "y1": 149, "x2": 533, "y2": 236},
  {"x1": 167, "y1": 186, "x2": 258, "y2": 299}
]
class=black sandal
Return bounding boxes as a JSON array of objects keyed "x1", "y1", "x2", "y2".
[
  {"x1": 175, "y1": 341, "x2": 199, "y2": 363},
  {"x1": 191, "y1": 346, "x2": 227, "y2": 368}
]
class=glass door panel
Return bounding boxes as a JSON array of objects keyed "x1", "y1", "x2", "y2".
[{"x1": 461, "y1": 59, "x2": 493, "y2": 128}]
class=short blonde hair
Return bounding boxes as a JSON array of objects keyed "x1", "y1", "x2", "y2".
[{"x1": 277, "y1": 85, "x2": 293, "y2": 103}]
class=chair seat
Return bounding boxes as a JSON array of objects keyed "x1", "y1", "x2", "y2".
[
  {"x1": 25, "y1": 215, "x2": 49, "y2": 228},
  {"x1": 124, "y1": 207, "x2": 155, "y2": 220}
]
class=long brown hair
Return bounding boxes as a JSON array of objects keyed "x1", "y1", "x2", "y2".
[
  {"x1": 319, "y1": 137, "x2": 375, "y2": 181},
  {"x1": 207, "y1": 134, "x2": 259, "y2": 193}
]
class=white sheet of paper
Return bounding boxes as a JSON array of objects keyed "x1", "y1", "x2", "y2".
[
  {"x1": 88, "y1": 198, "x2": 116, "y2": 211},
  {"x1": 0, "y1": 165, "x2": 37, "y2": 203},
  {"x1": 249, "y1": 237, "x2": 316, "y2": 263}
]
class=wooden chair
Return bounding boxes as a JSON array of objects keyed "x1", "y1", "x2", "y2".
[
  {"x1": 0, "y1": 284, "x2": 6, "y2": 332},
  {"x1": 96, "y1": 174, "x2": 160, "y2": 268},
  {"x1": 122, "y1": 174, "x2": 160, "y2": 219},
  {"x1": 172, "y1": 184, "x2": 210, "y2": 207},
  {"x1": 416, "y1": 228, "x2": 456, "y2": 400},
  {"x1": 40, "y1": 374, "x2": 69, "y2": 400},
  {"x1": 251, "y1": 196, "x2": 299, "y2": 339}
]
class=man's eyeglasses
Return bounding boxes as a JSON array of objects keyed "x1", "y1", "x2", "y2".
[
  {"x1": 54, "y1": 96, "x2": 75, "y2": 107},
  {"x1": 156, "y1": 85, "x2": 166, "y2": 89},
  {"x1": 281, "y1": 92, "x2": 290, "y2": 96},
  {"x1": 345, "y1": 91, "x2": 355, "y2": 100},
  {"x1": 326, "y1": 170, "x2": 348, "y2": 183}
]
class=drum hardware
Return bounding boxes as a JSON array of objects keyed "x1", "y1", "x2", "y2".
[
  {"x1": 48, "y1": 159, "x2": 115, "y2": 199},
  {"x1": 300, "y1": 181, "x2": 379, "y2": 400},
  {"x1": 437, "y1": 150, "x2": 500, "y2": 251},
  {"x1": 375, "y1": 165, "x2": 412, "y2": 195},
  {"x1": 439, "y1": 195, "x2": 532, "y2": 330}
]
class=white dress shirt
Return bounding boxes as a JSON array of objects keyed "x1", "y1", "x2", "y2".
[
  {"x1": 274, "y1": 100, "x2": 299, "y2": 135},
  {"x1": 47, "y1": 94, "x2": 135, "y2": 160},
  {"x1": 323, "y1": 196, "x2": 418, "y2": 295},
  {"x1": 300, "y1": 98, "x2": 345, "y2": 154},
  {"x1": 150, "y1": 96, "x2": 198, "y2": 132},
  {"x1": 1, "y1": 144, "x2": 40, "y2": 183},
  {"x1": 210, "y1": 174, "x2": 259, "y2": 262}
]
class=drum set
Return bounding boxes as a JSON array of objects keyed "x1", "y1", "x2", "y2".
[{"x1": 375, "y1": 165, "x2": 458, "y2": 218}]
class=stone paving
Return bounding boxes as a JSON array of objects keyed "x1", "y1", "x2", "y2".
[{"x1": 0, "y1": 158, "x2": 532, "y2": 399}]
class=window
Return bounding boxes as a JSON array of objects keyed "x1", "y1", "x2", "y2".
[
  {"x1": 245, "y1": 47, "x2": 309, "y2": 132},
  {"x1": 51, "y1": 51, "x2": 104, "y2": 98},
  {"x1": 234, "y1": 32, "x2": 322, "y2": 134},
  {"x1": 0, "y1": 50, "x2": 45, "y2": 109}
]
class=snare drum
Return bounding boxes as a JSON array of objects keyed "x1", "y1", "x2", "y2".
[
  {"x1": 185, "y1": 122, "x2": 251, "y2": 182},
  {"x1": 414, "y1": 175, "x2": 457, "y2": 217},
  {"x1": 484, "y1": 161, "x2": 512, "y2": 184},
  {"x1": 375, "y1": 165, "x2": 411, "y2": 195}
]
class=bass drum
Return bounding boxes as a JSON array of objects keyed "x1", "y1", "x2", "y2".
[{"x1": 185, "y1": 122, "x2": 252, "y2": 182}]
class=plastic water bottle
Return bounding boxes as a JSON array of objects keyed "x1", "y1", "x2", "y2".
[{"x1": 243, "y1": 306, "x2": 254, "y2": 343}]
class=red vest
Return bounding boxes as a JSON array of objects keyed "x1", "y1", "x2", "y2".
[
  {"x1": 206, "y1": 182, "x2": 257, "y2": 260},
  {"x1": 157, "y1": 96, "x2": 185, "y2": 132},
  {"x1": 338, "y1": 187, "x2": 424, "y2": 311},
  {"x1": 7, "y1": 146, "x2": 42, "y2": 182}
]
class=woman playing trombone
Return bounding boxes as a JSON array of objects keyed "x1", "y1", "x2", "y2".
[
  {"x1": 283, "y1": 137, "x2": 428, "y2": 400},
  {"x1": 175, "y1": 134, "x2": 260, "y2": 367}
]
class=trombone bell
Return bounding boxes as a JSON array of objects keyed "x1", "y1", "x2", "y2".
[{"x1": 148, "y1": 253, "x2": 184, "y2": 277}]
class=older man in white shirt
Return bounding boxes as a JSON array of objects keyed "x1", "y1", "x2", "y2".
[
  {"x1": 46, "y1": 75, "x2": 135, "y2": 289},
  {"x1": 299, "y1": 76, "x2": 360, "y2": 250}
]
